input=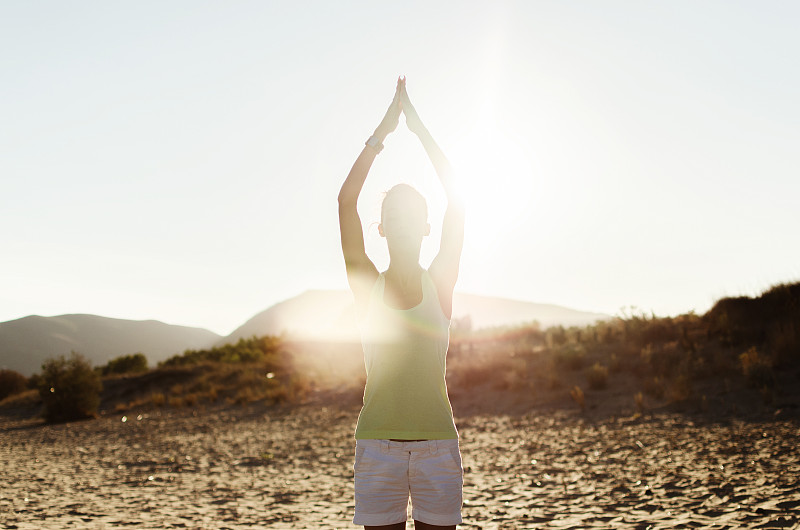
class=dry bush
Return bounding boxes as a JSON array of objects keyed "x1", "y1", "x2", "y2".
[
  {"x1": 634, "y1": 392, "x2": 644, "y2": 413},
  {"x1": 448, "y1": 360, "x2": 489, "y2": 390},
  {"x1": 37, "y1": 352, "x2": 102, "y2": 422},
  {"x1": 234, "y1": 386, "x2": 257, "y2": 405},
  {"x1": 641, "y1": 341, "x2": 684, "y2": 378},
  {"x1": 0, "y1": 369, "x2": 29, "y2": 401},
  {"x1": 546, "y1": 326, "x2": 568, "y2": 347},
  {"x1": 609, "y1": 354, "x2": 621, "y2": 373},
  {"x1": 608, "y1": 344, "x2": 646, "y2": 376},
  {"x1": 151, "y1": 392, "x2": 166, "y2": 407},
  {"x1": 591, "y1": 320, "x2": 622, "y2": 345},
  {"x1": 554, "y1": 343, "x2": 586, "y2": 371},
  {"x1": 739, "y1": 347, "x2": 774, "y2": 389},
  {"x1": 705, "y1": 282, "x2": 800, "y2": 348},
  {"x1": 570, "y1": 385, "x2": 585, "y2": 411},
  {"x1": 493, "y1": 363, "x2": 530, "y2": 392},
  {"x1": 586, "y1": 362, "x2": 609, "y2": 390},
  {"x1": 448, "y1": 347, "x2": 508, "y2": 390},
  {"x1": 670, "y1": 373, "x2": 692, "y2": 402},
  {"x1": 768, "y1": 320, "x2": 799, "y2": 366},
  {"x1": 620, "y1": 311, "x2": 680, "y2": 349}
]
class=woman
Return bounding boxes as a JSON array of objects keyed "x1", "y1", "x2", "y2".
[{"x1": 338, "y1": 77, "x2": 465, "y2": 530}]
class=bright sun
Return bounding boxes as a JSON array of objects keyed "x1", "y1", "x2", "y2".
[
  {"x1": 363, "y1": 109, "x2": 546, "y2": 272},
  {"x1": 448, "y1": 115, "x2": 540, "y2": 253}
]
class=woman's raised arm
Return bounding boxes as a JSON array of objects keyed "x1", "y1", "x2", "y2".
[
  {"x1": 338, "y1": 78, "x2": 403, "y2": 311},
  {"x1": 400, "y1": 79, "x2": 465, "y2": 319}
]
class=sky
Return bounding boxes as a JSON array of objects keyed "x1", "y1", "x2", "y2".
[{"x1": 2, "y1": 1, "x2": 799, "y2": 336}]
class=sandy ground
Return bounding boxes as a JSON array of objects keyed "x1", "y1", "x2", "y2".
[{"x1": 2, "y1": 397, "x2": 800, "y2": 530}]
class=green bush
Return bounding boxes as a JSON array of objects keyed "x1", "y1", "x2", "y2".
[
  {"x1": 102, "y1": 353, "x2": 148, "y2": 375},
  {"x1": 161, "y1": 336, "x2": 282, "y2": 367},
  {"x1": 37, "y1": 352, "x2": 102, "y2": 422},
  {"x1": 0, "y1": 369, "x2": 29, "y2": 401}
]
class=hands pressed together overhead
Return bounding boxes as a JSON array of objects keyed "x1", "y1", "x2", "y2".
[{"x1": 374, "y1": 76, "x2": 426, "y2": 140}]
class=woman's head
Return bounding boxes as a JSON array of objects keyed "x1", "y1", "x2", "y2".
[{"x1": 378, "y1": 184, "x2": 430, "y2": 248}]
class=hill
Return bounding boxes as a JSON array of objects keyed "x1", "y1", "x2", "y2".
[
  {"x1": 0, "y1": 315, "x2": 220, "y2": 376},
  {"x1": 0, "y1": 291, "x2": 607, "y2": 376},
  {"x1": 221, "y1": 290, "x2": 610, "y2": 344},
  {"x1": 1, "y1": 281, "x2": 797, "y2": 423}
]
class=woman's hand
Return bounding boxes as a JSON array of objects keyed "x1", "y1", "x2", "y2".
[
  {"x1": 374, "y1": 77, "x2": 403, "y2": 140},
  {"x1": 399, "y1": 77, "x2": 426, "y2": 136}
]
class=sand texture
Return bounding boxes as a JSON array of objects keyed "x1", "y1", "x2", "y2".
[{"x1": 2, "y1": 401, "x2": 800, "y2": 529}]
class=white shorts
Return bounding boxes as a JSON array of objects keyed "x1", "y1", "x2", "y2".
[{"x1": 352, "y1": 438, "x2": 463, "y2": 527}]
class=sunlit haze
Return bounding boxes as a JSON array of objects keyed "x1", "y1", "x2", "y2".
[{"x1": 2, "y1": 1, "x2": 799, "y2": 335}]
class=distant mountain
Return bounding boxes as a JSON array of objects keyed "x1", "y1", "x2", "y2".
[
  {"x1": 1, "y1": 292, "x2": 609, "y2": 376},
  {"x1": 0, "y1": 314, "x2": 220, "y2": 376},
  {"x1": 222, "y1": 290, "x2": 610, "y2": 344},
  {"x1": 223, "y1": 290, "x2": 359, "y2": 344}
]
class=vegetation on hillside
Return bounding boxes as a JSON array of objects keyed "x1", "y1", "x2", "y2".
[
  {"x1": 100, "y1": 353, "x2": 148, "y2": 375},
  {"x1": 0, "y1": 369, "x2": 29, "y2": 401},
  {"x1": 447, "y1": 281, "x2": 799, "y2": 414},
  {"x1": 2, "y1": 281, "x2": 797, "y2": 422}
]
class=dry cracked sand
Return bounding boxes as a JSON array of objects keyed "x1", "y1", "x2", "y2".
[{"x1": 2, "y1": 399, "x2": 799, "y2": 529}]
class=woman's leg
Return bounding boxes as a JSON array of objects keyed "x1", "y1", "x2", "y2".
[{"x1": 365, "y1": 524, "x2": 406, "y2": 530}]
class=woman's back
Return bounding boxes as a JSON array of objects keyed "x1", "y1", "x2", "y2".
[{"x1": 355, "y1": 270, "x2": 457, "y2": 441}]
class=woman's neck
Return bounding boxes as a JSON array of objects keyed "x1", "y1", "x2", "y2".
[{"x1": 386, "y1": 254, "x2": 422, "y2": 278}]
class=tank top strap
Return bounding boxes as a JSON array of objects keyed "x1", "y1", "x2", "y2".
[{"x1": 420, "y1": 269, "x2": 435, "y2": 299}]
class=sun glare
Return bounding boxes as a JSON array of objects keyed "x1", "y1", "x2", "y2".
[{"x1": 450, "y1": 115, "x2": 538, "y2": 252}]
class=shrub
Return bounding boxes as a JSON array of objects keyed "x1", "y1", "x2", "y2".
[
  {"x1": 642, "y1": 341, "x2": 684, "y2": 377},
  {"x1": 586, "y1": 362, "x2": 609, "y2": 390},
  {"x1": 102, "y1": 353, "x2": 148, "y2": 375},
  {"x1": 161, "y1": 336, "x2": 282, "y2": 367},
  {"x1": 609, "y1": 354, "x2": 622, "y2": 373},
  {"x1": 555, "y1": 344, "x2": 586, "y2": 371},
  {"x1": 0, "y1": 369, "x2": 29, "y2": 401},
  {"x1": 705, "y1": 282, "x2": 800, "y2": 347},
  {"x1": 739, "y1": 347, "x2": 774, "y2": 389},
  {"x1": 570, "y1": 385, "x2": 585, "y2": 411},
  {"x1": 768, "y1": 320, "x2": 799, "y2": 366},
  {"x1": 37, "y1": 352, "x2": 102, "y2": 422},
  {"x1": 546, "y1": 326, "x2": 568, "y2": 347},
  {"x1": 634, "y1": 392, "x2": 644, "y2": 413},
  {"x1": 670, "y1": 372, "x2": 692, "y2": 402}
]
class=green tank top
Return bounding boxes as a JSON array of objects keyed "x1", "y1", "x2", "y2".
[{"x1": 354, "y1": 270, "x2": 458, "y2": 440}]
